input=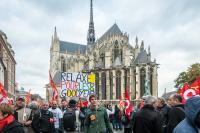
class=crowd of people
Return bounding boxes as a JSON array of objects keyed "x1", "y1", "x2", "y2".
[{"x1": 0, "y1": 93, "x2": 200, "y2": 133}]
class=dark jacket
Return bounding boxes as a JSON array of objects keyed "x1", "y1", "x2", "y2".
[
  {"x1": 132, "y1": 104, "x2": 162, "y2": 133},
  {"x1": 157, "y1": 104, "x2": 171, "y2": 133},
  {"x1": 1, "y1": 120, "x2": 24, "y2": 133},
  {"x1": 173, "y1": 96, "x2": 200, "y2": 133},
  {"x1": 31, "y1": 109, "x2": 55, "y2": 133},
  {"x1": 166, "y1": 104, "x2": 185, "y2": 133},
  {"x1": 84, "y1": 106, "x2": 113, "y2": 133}
]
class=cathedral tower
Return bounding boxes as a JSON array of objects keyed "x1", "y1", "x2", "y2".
[{"x1": 87, "y1": 0, "x2": 95, "y2": 47}]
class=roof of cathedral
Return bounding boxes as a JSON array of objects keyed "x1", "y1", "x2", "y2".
[
  {"x1": 99, "y1": 23, "x2": 122, "y2": 41},
  {"x1": 52, "y1": 71, "x2": 61, "y2": 85},
  {"x1": 59, "y1": 41, "x2": 86, "y2": 54},
  {"x1": 134, "y1": 50, "x2": 150, "y2": 64}
]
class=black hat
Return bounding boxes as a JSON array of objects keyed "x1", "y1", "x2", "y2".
[
  {"x1": 69, "y1": 99, "x2": 76, "y2": 108},
  {"x1": 17, "y1": 97, "x2": 25, "y2": 102}
]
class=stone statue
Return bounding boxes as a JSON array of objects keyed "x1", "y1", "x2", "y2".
[{"x1": 144, "y1": 76, "x2": 151, "y2": 96}]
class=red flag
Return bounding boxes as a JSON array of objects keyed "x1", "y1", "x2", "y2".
[
  {"x1": 190, "y1": 77, "x2": 200, "y2": 95},
  {"x1": 178, "y1": 79, "x2": 200, "y2": 104},
  {"x1": 25, "y1": 89, "x2": 31, "y2": 105},
  {"x1": 49, "y1": 71, "x2": 58, "y2": 102},
  {"x1": 0, "y1": 82, "x2": 8, "y2": 97},
  {"x1": 0, "y1": 83, "x2": 11, "y2": 105},
  {"x1": 124, "y1": 89, "x2": 132, "y2": 120},
  {"x1": 118, "y1": 96, "x2": 125, "y2": 109},
  {"x1": 78, "y1": 98, "x2": 88, "y2": 107}
]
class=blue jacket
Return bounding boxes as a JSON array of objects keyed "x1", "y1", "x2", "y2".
[{"x1": 173, "y1": 96, "x2": 200, "y2": 133}]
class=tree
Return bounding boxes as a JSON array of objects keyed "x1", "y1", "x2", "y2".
[{"x1": 174, "y1": 63, "x2": 200, "y2": 88}]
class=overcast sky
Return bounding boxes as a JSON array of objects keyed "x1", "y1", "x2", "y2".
[{"x1": 0, "y1": 0, "x2": 199, "y2": 98}]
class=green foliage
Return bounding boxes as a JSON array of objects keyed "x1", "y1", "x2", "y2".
[{"x1": 174, "y1": 63, "x2": 200, "y2": 88}]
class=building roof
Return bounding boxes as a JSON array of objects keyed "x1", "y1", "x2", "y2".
[
  {"x1": 99, "y1": 23, "x2": 122, "y2": 41},
  {"x1": 133, "y1": 50, "x2": 150, "y2": 64},
  {"x1": 59, "y1": 41, "x2": 86, "y2": 54},
  {"x1": 162, "y1": 91, "x2": 177, "y2": 100},
  {"x1": 52, "y1": 71, "x2": 62, "y2": 85}
]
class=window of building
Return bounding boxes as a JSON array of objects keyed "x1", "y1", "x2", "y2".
[
  {"x1": 116, "y1": 70, "x2": 121, "y2": 99},
  {"x1": 140, "y1": 67, "x2": 146, "y2": 96},
  {"x1": 101, "y1": 72, "x2": 106, "y2": 99},
  {"x1": 109, "y1": 71, "x2": 113, "y2": 100},
  {"x1": 95, "y1": 73, "x2": 99, "y2": 98}
]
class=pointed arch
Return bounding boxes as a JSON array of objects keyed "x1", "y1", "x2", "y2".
[
  {"x1": 109, "y1": 71, "x2": 113, "y2": 100},
  {"x1": 116, "y1": 70, "x2": 121, "y2": 99},
  {"x1": 140, "y1": 67, "x2": 146, "y2": 96},
  {"x1": 150, "y1": 67, "x2": 154, "y2": 94},
  {"x1": 100, "y1": 53, "x2": 105, "y2": 68},
  {"x1": 114, "y1": 42, "x2": 119, "y2": 61},
  {"x1": 95, "y1": 73, "x2": 99, "y2": 98},
  {"x1": 101, "y1": 72, "x2": 106, "y2": 99}
]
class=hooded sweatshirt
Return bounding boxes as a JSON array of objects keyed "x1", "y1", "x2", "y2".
[{"x1": 173, "y1": 96, "x2": 200, "y2": 133}]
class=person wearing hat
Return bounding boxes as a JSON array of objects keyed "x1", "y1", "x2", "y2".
[
  {"x1": 0, "y1": 103, "x2": 24, "y2": 133},
  {"x1": 84, "y1": 94, "x2": 113, "y2": 133},
  {"x1": 14, "y1": 97, "x2": 32, "y2": 132}
]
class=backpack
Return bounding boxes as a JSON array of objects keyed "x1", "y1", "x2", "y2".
[
  {"x1": 79, "y1": 110, "x2": 85, "y2": 120},
  {"x1": 63, "y1": 109, "x2": 76, "y2": 131},
  {"x1": 32, "y1": 110, "x2": 54, "y2": 133}
]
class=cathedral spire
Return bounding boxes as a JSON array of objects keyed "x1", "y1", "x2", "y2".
[
  {"x1": 87, "y1": 0, "x2": 95, "y2": 46},
  {"x1": 135, "y1": 36, "x2": 139, "y2": 48},
  {"x1": 140, "y1": 40, "x2": 144, "y2": 50},
  {"x1": 54, "y1": 26, "x2": 58, "y2": 41},
  {"x1": 148, "y1": 45, "x2": 151, "y2": 55}
]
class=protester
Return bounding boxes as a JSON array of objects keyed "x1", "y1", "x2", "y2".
[
  {"x1": 84, "y1": 94, "x2": 113, "y2": 133},
  {"x1": 31, "y1": 100, "x2": 55, "y2": 133},
  {"x1": 166, "y1": 94, "x2": 185, "y2": 133},
  {"x1": 173, "y1": 96, "x2": 200, "y2": 133},
  {"x1": 63, "y1": 99, "x2": 80, "y2": 132},
  {"x1": 60, "y1": 98, "x2": 68, "y2": 113},
  {"x1": 0, "y1": 103, "x2": 24, "y2": 133},
  {"x1": 157, "y1": 97, "x2": 171, "y2": 133},
  {"x1": 113, "y1": 105, "x2": 122, "y2": 131},
  {"x1": 48, "y1": 100, "x2": 63, "y2": 133},
  {"x1": 121, "y1": 109, "x2": 132, "y2": 133},
  {"x1": 132, "y1": 95, "x2": 162, "y2": 133},
  {"x1": 14, "y1": 97, "x2": 32, "y2": 132}
]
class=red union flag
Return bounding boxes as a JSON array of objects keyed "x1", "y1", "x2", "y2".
[
  {"x1": 25, "y1": 89, "x2": 31, "y2": 105},
  {"x1": 179, "y1": 78, "x2": 200, "y2": 103},
  {"x1": 124, "y1": 89, "x2": 132, "y2": 120},
  {"x1": 49, "y1": 71, "x2": 58, "y2": 101},
  {"x1": 190, "y1": 77, "x2": 200, "y2": 95}
]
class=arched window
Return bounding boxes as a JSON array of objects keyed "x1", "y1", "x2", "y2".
[
  {"x1": 114, "y1": 43, "x2": 119, "y2": 61},
  {"x1": 100, "y1": 53, "x2": 105, "y2": 68},
  {"x1": 116, "y1": 70, "x2": 121, "y2": 99},
  {"x1": 140, "y1": 68, "x2": 146, "y2": 96},
  {"x1": 150, "y1": 67, "x2": 154, "y2": 94},
  {"x1": 95, "y1": 73, "x2": 99, "y2": 98},
  {"x1": 101, "y1": 72, "x2": 106, "y2": 99},
  {"x1": 62, "y1": 59, "x2": 66, "y2": 72},
  {"x1": 109, "y1": 71, "x2": 113, "y2": 100}
]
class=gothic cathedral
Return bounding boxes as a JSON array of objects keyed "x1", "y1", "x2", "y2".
[{"x1": 48, "y1": 0, "x2": 158, "y2": 101}]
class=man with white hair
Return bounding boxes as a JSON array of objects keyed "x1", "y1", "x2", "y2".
[{"x1": 132, "y1": 95, "x2": 162, "y2": 133}]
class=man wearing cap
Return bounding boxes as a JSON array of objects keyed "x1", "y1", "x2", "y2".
[
  {"x1": 14, "y1": 97, "x2": 32, "y2": 132},
  {"x1": 84, "y1": 94, "x2": 113, "y2": 133}
]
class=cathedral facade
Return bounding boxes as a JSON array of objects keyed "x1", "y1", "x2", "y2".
[{"x1": 48, "y1": 0, "x2": 158, "y2": 101}]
